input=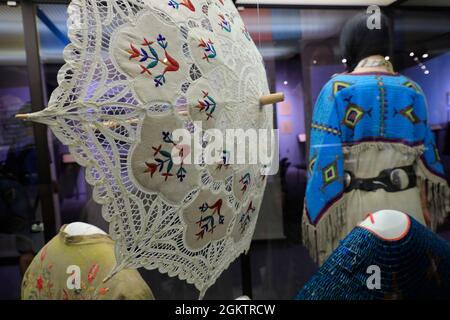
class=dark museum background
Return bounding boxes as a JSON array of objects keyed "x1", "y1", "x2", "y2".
[{"x1": 0, "y1": 0, "x2": 449, "y2": 299}]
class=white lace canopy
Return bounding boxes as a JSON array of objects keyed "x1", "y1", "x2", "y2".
[{"x1": 22, "y1": 0, "x2": 273, "y2": 298}]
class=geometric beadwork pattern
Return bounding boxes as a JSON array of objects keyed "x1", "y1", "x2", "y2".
[
  {"x1": 342, "y1": 103, "x2": 365, "y2": 129},
  {"x1": 332, "y1": 81, "x2": 352, "y2": 96},
  {"x1": 403, "y1": 81, "x2": 420, "y2": 93},
  {"x1": 322, "y1": 161, "x2": 339, "y2": 186},
  {"x1": 308, "y1": 155, "x2": 317, "y2": 176},
  {"x1": 311, "y1": 122, "x2": 341, "y2": 136},
  {"x1": 297, "y1": 214, "x2": 450, "y2": 300},
  {"x1": 399, "y1": 105, "x2": 421, "y2": 124}
]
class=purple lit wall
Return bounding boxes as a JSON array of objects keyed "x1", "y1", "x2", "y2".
[
  {"x1": 310, "y1": 64, "x2": 345, "y2": 107},
  {"x1": 403, "y1": 52, "x2": 450, "y2": 126},
  {"x1": 275, "y1": 62, "x2": 345, "y2": 166},
  {"x1": 275, "y1": 57, "x2": 304, "y2": 166}
]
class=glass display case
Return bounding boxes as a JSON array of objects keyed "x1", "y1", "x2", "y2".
[{"x1": 0, "y1": 0, "x2": 449, "y2": 300}]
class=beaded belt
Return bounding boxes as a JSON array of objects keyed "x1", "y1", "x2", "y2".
[{"x1": 344, "y1": 165, "x2": 416, "y2": 193}]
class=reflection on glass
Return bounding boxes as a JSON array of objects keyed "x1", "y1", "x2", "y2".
[{"x1": 0, "y1": 3, "x2": 45, "y2": 300}]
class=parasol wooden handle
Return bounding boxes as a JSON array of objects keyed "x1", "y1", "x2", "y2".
[
  {"x1": 16, "y1": 95, "x2": 285, "y2": 120},
  {"x1": 15, "y1": 113, "x2": 30, "y2": 120},
  {"x1": 259, "y1": 92, "x2": 284, "y2": 106}
]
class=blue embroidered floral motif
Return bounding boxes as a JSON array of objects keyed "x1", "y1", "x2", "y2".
[
  {"x1": 199, "y1": 39, "x2": 217, "y2": 62},
  {"x1": 128, "y1": 35, "x2": 180, "y2": 88},
  {"x1": 144, "y1": 131, "x2": 189, "y2": 182},
  {"x1": 218, "y1": 14, "x2": 232, "y2": 32},
  {"x1": 196, "y1": 199, "x2": 224, "y2": 239},
  {"x1": 168, "y1": 0, "x2": 195, "y2": 12},
  {"x1": 238, "y1": 201, "x2": 256, "y2": 234},
  {"x1": 196, "y1": 91, "x2": 217, "y2": 120}
]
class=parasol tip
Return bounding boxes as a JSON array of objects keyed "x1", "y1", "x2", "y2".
[
  {"x1": 259, "y1": 92, "x2": 284, "y2": 106},
  {"x1": 15, "y1": 113, "x2": 30, "y2": 120}
]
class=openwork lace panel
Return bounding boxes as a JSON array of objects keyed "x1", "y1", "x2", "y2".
[{"x1": 33, "y1": 0, "x2": 272, "y2": 298}]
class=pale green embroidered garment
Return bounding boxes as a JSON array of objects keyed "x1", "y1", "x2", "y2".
[{"x1": 21, "y1": 224, "x2": 154, "y2": 300}]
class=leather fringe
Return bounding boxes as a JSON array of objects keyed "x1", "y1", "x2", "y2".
[
  {"x1": 343, "y1": 141, "x2": 425, "y2": 157},
  {"x1": 302, "y1": 197, "x2": 347, "y2": 266},
  {"x1": 303, "y1": 142, "x2": 448, "y2": 266},
  {"x1": 416, "y1": 159, "x2": 450, "y2": 231}
]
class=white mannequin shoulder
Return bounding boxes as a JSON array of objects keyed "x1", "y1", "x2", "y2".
[
  {"x1": 358, "y1": 210, "x2": 411, "y2": 241},
  {"x1": 63, "y1": 222, "x2": 107, "y2": 236}
]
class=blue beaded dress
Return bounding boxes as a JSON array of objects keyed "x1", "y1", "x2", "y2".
[
  {"x1": 297, "y1": 214, "x2": 450, "y2": 300},
  {"x1": 303, "y1": 71, "x2": 450, "y2": 265}
]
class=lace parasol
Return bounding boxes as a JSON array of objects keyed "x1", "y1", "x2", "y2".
[{"x1": 17, "y1": 0, "x2": 283, "y2": 298}]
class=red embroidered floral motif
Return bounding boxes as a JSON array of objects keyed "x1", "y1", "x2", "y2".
[
  {"x1": 183, "y1": 0, "x2": 195, "y2": 11},
  {"x1": 168, "y1": 0, "x2": 196, "y2": 12},
  {"x1": 218, "y1": 14, "x2": 232, "y2": 32},
  {"x1": 196, "y1": 91, "x2": 217, "y2": 120},
  {"x1": 87, "y1": 263, "x2": 99, "y2": 284},
  {"x1": 196, "y1": 199, "x2": 225, "y2": 239},
  {"x1": 239, "y1": 201, "x2": 256, "y2": 234},
  {"x1": 63, "y1": 289, "x2": 69, "y2": 300},
  {"x1": 40, "y1": 246, "x2": 48, "y2": 262},
  {"x1": 199, "y1": 39, "x2": 217, "y2": 62},
  {"x1": 128, "y1": 35, "x2": 179, "y2": 87},
  {"x1": 139, "y1": 65, "x2": 152, "y2": 75},
  {"x1": 128, "y1": 44, "x2": 140, "y2": 60},
  {"x1": 98, "y1": 287, "x2": 109, "y2": 295},
  {"x1": 144, "y1": 132, "x2": 189, "y2": 182},
  {"x1": 28, "y1": 258, "x2": 109, "y2": 299},
  {"x1": 144, "y1": 162, "x2": 158, "y2": 177},
  {"x1": 163, "y1": 51, "x2": 180, "y2": 73},
  {"x1": 215, "y1": 150, "x2": 230, "y2": 171},
  {"x1": 239, "y1": 173, "x2": 251, "y2": 193},
  {"x1": 161, "y1": 172, "x2": 174, "y2": 181},
  {"x1": 36, "y1": 276, "x2": 44, "y2": 291}
]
